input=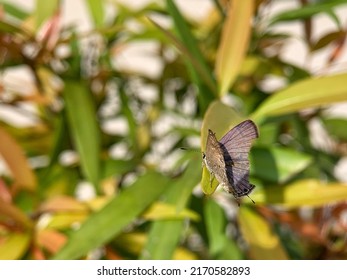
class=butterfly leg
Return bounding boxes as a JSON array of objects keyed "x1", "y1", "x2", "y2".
[
  {"x1": 236, "y1": 198, "x2": 240, "y2": 207},
  {"x1": 233, "y1": 194, "x2": 241, "y2": 207}
]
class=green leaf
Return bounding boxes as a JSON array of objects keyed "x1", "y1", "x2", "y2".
[
  {"x1": 204, "y1": 198, "x2": 243, "y2": 259},
  {"x1": 85, "y1": 0, "x2": 105, "y2": 28},
  {"x1": 252, "y1": 179, "x2": 347, "y2": 208},
  {"x1": 0, "y1": 1, "x2": 29, "y2": 20},
  {"x1": 163, "y1": 0, "x2": 216, "y2": 111},
  {"x1": 101, "y1": 159, "x2": 135, "y2": 179},
  {"x1": 250, "y1": 146, "x2": 313, "y2": 183},
  {"x1": 35, "y1": 0, "x2": 59, "y2": 29},
  {"x1": 141, "y1": 159, "x2": 201, "y2": 259},
  {"x1": 238, "y1": 206, "x2": 288, "y2": 259},
  {"x1": 52, "y1": 171, "x2": 169, "y2": 260},
  {"x1": 63, "y1": 81, "x2": 100, "y2": 189},
  {"x1": 166, "y1": 0, "x2": 214, "y2": 87},
  {"x1": 269, "y1": 0, "x2": 346, "y2": 26},
  {"x1": 251, "y1": 73, "x2": 347, "y2": 122},
  {"x1": 204, "y1": 198, "x2": 225, "y2": 256},
  {"x1": 0, "y1": 20, "x2": 31, "y2": 36},
  {"x1": 215, "y1": 0, "x2": 254, "y2": 95},
  {"x1": 322, "y1": 117, "x2": 347, "y2": 141}
]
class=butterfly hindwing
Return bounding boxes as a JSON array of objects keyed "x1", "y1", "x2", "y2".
[{"x1": 219, "y1": 120, "x2": 258, "y2": 198}]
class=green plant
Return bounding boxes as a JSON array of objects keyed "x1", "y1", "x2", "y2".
[{"x1": 1, "y1": 0, "x2": 347, "y2": 260}]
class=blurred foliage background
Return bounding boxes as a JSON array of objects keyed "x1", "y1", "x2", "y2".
[{"x1": 1, "y1": 0, "x2": 347, "y2": 260}]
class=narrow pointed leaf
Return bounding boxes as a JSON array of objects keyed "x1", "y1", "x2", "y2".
[
  {"x1": 204, "y1": 198, "x2": 225, "y2": 256},
  {"x1": 204, "y1": 198, "x2": 242, "y2": 259},
  {"x1": 52, "y1": 171, "x2": 169, "y2": 260},
  {"x1": 252, "y1": 73, "x2": 347, "y2": 122},
  {"x1": 215, "y1": 0, "x2": 254, "y2": 96},
  {"x1": 269, "y1": 0, "x2": 346, "y2": 26},
  {"x1": 141, "y1": 160, "x2": 201, "y2": 260},
  {"x1": 63, "y1": 81, "x2": 100, "y2": 188},
  {"x1": 166, "y1": 0, "x2": 216, "y2": 93},
  {"x1": 85, "y1": 0, "x2": 104, "y2": 28}
]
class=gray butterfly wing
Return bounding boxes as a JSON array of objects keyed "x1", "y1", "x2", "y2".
[{"x1": 219, "y1": 120, "x2": 258, "y2": 197}]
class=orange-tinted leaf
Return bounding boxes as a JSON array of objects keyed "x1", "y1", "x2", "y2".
[
  {"x1": 36, "y1": 229, "x2": 67, "y2": 254},
  {"x1": 0, "y1": 197, "x2": 33, "y2": 229},
  {"x1": 39, "y1": 196, "x2": 88, "y2": 213},
  {"x1": 0, "y1": 127, "x2": 37, "y2": 191}
]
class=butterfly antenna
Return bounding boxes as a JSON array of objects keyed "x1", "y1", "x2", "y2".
[
  {"x1": 247, "y1": 194, "x2": 255, "y2": 204},
  {"x1": 180, "y1": 147, "x2": 201, "y2": 153}
]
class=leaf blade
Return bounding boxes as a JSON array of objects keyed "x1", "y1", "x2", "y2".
[
  {"x1": 63, "y1": 81, "x2": 100, "y2": 188},
  {"x1": 252, "y1": 73, "x2": 347, "y2": 122},
  {"x1": 52, "y1": 171, "x2": 169, "y2": 260},
  {"x1": 215, "y1": 0, "x2": 254, "y2": 95},
  {"x1": 238, "y1": 206, "x2": 288, "y2": 259},
  {"x1": 141, "y1": 160, "x2": 201, "y2": 259}
]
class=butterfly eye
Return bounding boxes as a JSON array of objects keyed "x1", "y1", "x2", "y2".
[{"x1": 202, "y1": 153, "x2": 206, "y2": 159}]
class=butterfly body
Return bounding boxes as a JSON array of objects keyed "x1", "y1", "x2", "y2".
[{"x1": 203, "y1": 120, "x2": 259, "y2": 203}]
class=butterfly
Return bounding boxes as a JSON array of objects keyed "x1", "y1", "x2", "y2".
[{"x1": 202, "y1": 120, "x2": 259, "y2": 205}]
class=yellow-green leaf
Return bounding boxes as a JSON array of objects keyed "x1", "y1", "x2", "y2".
[
  {"x1": 201, "y1": 165, "x2": 219, "y2": 195},
  {"x1": 35, "y1": 0, "x2": 59, "y2": 29},
  {"x1": 45, "y1": 213, "x2": 88, "y2": 230},
  {"x1": 85, "y1": 0, "x2": 104, "y2": 28},
  {"x1": 215, "y1": 0, "x2": 254, "y2": 96},
  {"x1": 238, "y1": 206, "x2": 288, "y2": 259},
  {"x1": 142, "y1": 202, "x2": 199, "y2": 221},
  {"x1": 201, "y1": 101, "x2": 244, "y2": 152},
  {"x1": 252, "y1": 73, "x2": 347, "y2": 122},
  {"x1": 252, "y1": 179, "x2": 347, "y2": 208},
  {"x1": 0, "y1": 232, "x2": 31, "y2": 260}
]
